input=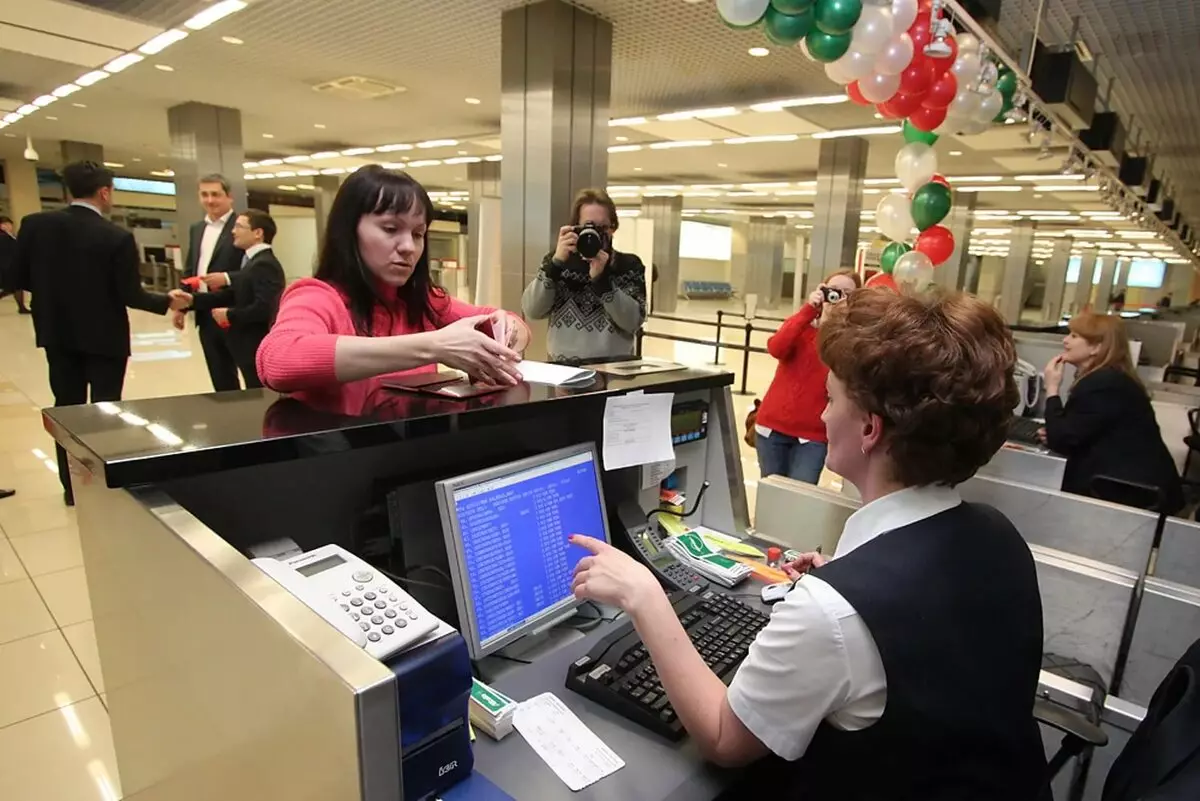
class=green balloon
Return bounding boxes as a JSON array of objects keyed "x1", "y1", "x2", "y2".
[
  {"x1": 805, "y1": 28, "x2": 852, "y2": 62},
  {"x1": 911, "y1": 183, "x2": 953, "y2": 232},
  {"x1": 771, "y1": 0, "x2": 815, "y2": 12},
  {"x1": 996, "y1": 68, "x2": 1018, "y2": 100},
  {"x1": 902, "y1": 120, "x2": 939, "y2": 146},
  {"x1": 994, "y1": 95, "x2": 1014, "y2": 122},
  {"x1": 764, "y1": 4, "x2": 813, "y2": 43},
  {"x1": 813, "y1": 0, "x2": 862, "y2": 35},
  {"x1": 879, "y1": 242, "x2": 911, "y2": 274}
]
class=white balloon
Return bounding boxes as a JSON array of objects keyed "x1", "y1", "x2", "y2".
[
  {"x1": 825, "y1": 60, "x2": 854, "y2": 86},
  {"x1": 956, "y1": 32, "x2": 981, "y2": 54},
  {"x1": 859, "y1": 71, "x2": 902, "y2": 103},
  {"x1": 950, "y1": 51, "x2": 982, "y2": 89},
  {"x1": 875, "y1": 32, "x2": 914, "y2": 76},
  {"x1": 836, "y1": 48, "x2": 878, "y2": 82},
  {"x1": 949, "y1": 88, "x2": 982, "y2": 120},
  {"x1": 891, "y1": 0, "x2": 919, "y2": 32},
  {"x1": 976, "y1": 89, "x2": 1003, "y2": 123},
  {"x1": 933, "y1": 114, "x2": 963, "y2": 136},
  {"x1": 850, "y1": 6, "x2": 895, "y2": 56},
  {"x1": 715, "y1": 0, "x2": 770, "y2": 28},
  {"x1": 960, "y1": 117, "x2": 991, "y2": 136},
  {"x1": 876, "y1": 194, "x2": 916, "y2": 243},
  {"x1": 893, "y1": 251, "x2": 935, "y2": 289},
  {"x1": 895, "y1": 142, "x2": 939, "y2": 193}
]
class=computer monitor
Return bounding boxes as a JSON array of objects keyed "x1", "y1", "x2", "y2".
[{"x1": 435, "y1": 443, "x2": 611, "y2": 660}]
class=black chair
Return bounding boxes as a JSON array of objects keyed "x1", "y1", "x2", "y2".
[{"x1": 1183, "y1": 408, "x2": 1200, "y2": 487}]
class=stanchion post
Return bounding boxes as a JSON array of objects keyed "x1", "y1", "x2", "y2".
[
  {"x1": 709, "y1": 310, "x2": 724, "y2": 365},
  {"x1": 635, "y1": 327, "x2": 644, "y2": 357},
  {"x1": 736, "y1": 322, "x2": 753, "y2": 395}
]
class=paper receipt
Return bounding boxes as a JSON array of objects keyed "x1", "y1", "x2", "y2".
[{"x1": 513, "y1": 693, "x2": 625, "y2": 791}]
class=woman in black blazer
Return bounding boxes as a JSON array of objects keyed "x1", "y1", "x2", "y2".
[{"x1": 1042, "y1": 312, "x2": 1184, "y2": 514}]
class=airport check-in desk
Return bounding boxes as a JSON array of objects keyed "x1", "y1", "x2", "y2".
[{"x1": 44, "y1": 368, "x2": 756, "y2": 801}]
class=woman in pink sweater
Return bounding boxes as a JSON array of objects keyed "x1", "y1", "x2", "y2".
[{"x1": 257, "y1": 166, "x2": 529, "y2": 406}]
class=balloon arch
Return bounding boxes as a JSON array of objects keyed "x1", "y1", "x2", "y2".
[{"x1": 713, "y1": 0, "x2": 1019, "y2": 291}]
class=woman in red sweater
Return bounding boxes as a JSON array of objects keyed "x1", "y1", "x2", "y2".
[
  {"x1": 257, "y1": 166, "x2": 529, "y2": 407},
  {"x1": 754, "y1": 269, "x2": 861, "y2": 483}
]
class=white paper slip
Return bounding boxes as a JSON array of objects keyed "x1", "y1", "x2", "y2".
[
  {"x1": 602, "y1": 391, "x2": 674, "y2": 470},
  {"x1": 641, "y1": 458, "x2": 675, "y2": 490},
  {"x1": 513, "y1": 693, "x2": 625, "y2": 791},
  {"x1": 517, "y1": 360, "x2": 597, "y2": 386}
]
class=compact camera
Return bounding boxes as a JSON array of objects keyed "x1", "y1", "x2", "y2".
[
  {"x1": 821, "y1": 286, "x2": 846, "y2": 304},
  {"x1": 572, "y1": 222, "x2": 609, "y2": 259}
]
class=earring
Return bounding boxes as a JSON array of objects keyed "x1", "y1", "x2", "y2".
[{"x1": 860, "y1": 445, "x2": 867, "y2": 455}]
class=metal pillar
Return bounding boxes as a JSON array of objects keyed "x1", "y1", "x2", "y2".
[
  {"x1": 1041, "y1": 238, "x2": 1075, "y2": 322},
  {"x1": 1113, "y1": 257, "x2": 1131, "y2": 297},
  {"x1": 1070, "y1": 247, "x2": 1099, "y2": 314},
  {"x1": 499, "y1": 0, "x2": 611, "y2": 314},
  {"x1": 744, "y1": 216, "x2": 786, "y2": 309},
  {"x1": 60, "y1": 141, "x2": 104, "y2": 165},
  {"x1": 1094, "y1": 256, "x2": 1118, "y2": 312},
  {"x1": 809, "y1": 137, "x2": 867, "y2": 276},
  {"x1": 935, "y1": 196, "x2": 976, "y2": 292},
  {"x1": 997, "y1": 222, "x2": 1035, "y2": 324},
  {"x1": 793, "y1": 232, "x2": 809, "y2": 311},
  {"x1": 467, "y1": 161, "x2": 502, "y2": 306},
  {"x1": 168, "y1": 102, "x2": 247, "y2": 227},
  {"x1": 2, "y1": 158, "x2": 41, "y2": 223},
  {"x1": 641, "y1": 196, "x2": 682, "y2": 313},
  {"x1": 312, "y1": 174, "x2": 343, "y2": 248}
]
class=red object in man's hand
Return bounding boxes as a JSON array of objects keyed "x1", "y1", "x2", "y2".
[{"x1": 181, "y1": 276, "x2": 202, "y2": 291}]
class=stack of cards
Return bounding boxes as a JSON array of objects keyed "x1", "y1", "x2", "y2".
[
  {"x1": 663, "y1": 531, "x2": 753, "y2": 588},
  {"x1": 469, "y1": 678, "x2": 517, "y2": 740}
]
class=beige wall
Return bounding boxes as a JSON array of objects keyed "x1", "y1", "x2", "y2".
[{"x1": 679, "y1": 257, "x2": 730, "y2": 283}]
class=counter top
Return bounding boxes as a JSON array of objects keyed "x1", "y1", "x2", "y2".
[{"x1": 43, "y1": 367, "x2": 733, "y2": 489}]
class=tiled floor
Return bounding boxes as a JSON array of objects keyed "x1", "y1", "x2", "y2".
[{"x1": 0, "y1": 290, "x2": 810, "y2": 799}]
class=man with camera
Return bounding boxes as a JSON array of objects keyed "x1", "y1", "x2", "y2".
[{"x1": 522, "y1": 188, "x2": 647, "y2": 363}]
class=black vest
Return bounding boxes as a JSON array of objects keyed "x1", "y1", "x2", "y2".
[{"x1": 793, "y1": 501, "x2": 1047, "y2": 801}]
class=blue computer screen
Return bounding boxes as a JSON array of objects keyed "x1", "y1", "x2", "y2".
[{"x1": 452, "y1": 451, "x2": 607, "y2": 648}]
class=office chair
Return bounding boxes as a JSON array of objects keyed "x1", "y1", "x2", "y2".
[{"x1": 1182, "y1": 408, "x2": 1200, "y2": 487}]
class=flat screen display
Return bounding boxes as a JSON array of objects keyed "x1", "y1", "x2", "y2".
[{"x1": 1126, "y1": 258, "x2": 1166, "y2": 288}]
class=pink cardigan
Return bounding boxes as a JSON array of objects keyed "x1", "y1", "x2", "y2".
[{"x1": 257, "y1": 278, "x2": 526, "y2": 402}]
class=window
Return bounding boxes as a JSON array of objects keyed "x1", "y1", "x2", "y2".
[
  {"x1": 1126, "y1": 259, "x2": 1165, "y2": 289},
  {"x1": 679, "y1": 221, "x2": 732, "y2": 261},
  {"x1": 1065, "y1": 256, "x2": 1103, "y2": 285}
]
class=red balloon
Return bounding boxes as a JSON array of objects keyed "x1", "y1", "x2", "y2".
[
  {"x1": 908, "y1": 13, "x2": 933, "y2": 51},
  {"x1": 908, "y1": 103, "x2": 947, "y2": 131},
  {"x1": 915, "y1": 225, "x2": 956, "y2": 266},
  {"x1": 865, "y1": 272, "x2": 900, "y2": 292},
  {"x1": 928, "y1": 34, "x2": 958, "y2": 71},
  {"x1": 846, "y1": 81, "x2": 871, "y2": 107},
  {"x1": 922, "y1": 71, "x2": 957, "y2": 110},
  {"x1": 898, "y1": 56, "x2": 935, "y2": 96},
  {"x1": 930, "y1": 173, "x2": 951, "y2": 189},
  {"x1": 918, "y1": 0, "x2": 934, "y2": 10},
  {"x1": 884, "y1": 91, "x2": 924, "y2": 118},
  {"x1": 875, "y1": 101, "x2": 903, "y2": 120}
]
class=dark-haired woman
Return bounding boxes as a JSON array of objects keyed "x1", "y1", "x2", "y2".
[{"x1": 257, "y1": 166, "x2": 529, "y2": 404}]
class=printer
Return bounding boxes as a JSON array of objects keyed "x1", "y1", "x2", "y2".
[{"x1": 384, "y1": 629, "x2": 474, "y2": 800}]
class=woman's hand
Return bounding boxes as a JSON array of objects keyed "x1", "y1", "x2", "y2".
[
  {"x1": 808, "y1": 287, "x2": 825, "y2": 309},
  {"x1": 431, "y1": 315, "x2": 521, "y2": 386},
  {"x1": 553, "y1": 226, "x2": 578, "y2": 264},
  {"x1": 781, "y1": 551, "x2": 827, "y2": 581},
  {"x1": 1044, "y1": 354, "x2": 1066, "y2": 395},
  {"x1": 501, "y1": 312, "x2": 530, "y2": 354},
  {"x1": 570, "y1": 534, "x2": 664, "y2": 616}
]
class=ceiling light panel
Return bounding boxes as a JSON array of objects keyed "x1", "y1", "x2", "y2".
[
  {"x1": 104, "y1": 53, "x2": 144, "y2": 73},
  {"x1": 185, "y1": 0, "x2": 248, "y2": 30},
  {"x1": 139, "y1": 29, "x2": 188, "y2": 55}
]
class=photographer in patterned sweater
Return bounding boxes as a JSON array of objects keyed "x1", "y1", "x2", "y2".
[{"x1": 521, "y1": 188, "x2": 647, "y2": 363}]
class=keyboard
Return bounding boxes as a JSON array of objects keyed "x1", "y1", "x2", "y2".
[
  {"x1": 565, "y1": 587, "x2": 770, "y2": 740},
  {"x1": 1008, "y1": 416, "x2": 1044, "y2": 446}
]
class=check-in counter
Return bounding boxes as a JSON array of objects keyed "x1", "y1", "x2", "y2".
[
  {"x1": 45, "y1": 368, "x2": 752, "y2": 801},
  {"x1": 979, "y1": 444, "x2": 1066, "y2": 491}
]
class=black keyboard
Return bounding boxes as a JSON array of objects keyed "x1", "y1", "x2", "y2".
[
  {"x1": 565, "y1": 587, "x2": 770, "y2": 740},
  {"x1": 1008, "y1": 416, "x2": 1044, "y2": 446}
]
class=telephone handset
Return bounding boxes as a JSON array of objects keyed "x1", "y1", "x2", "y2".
[
  {"x1": 1013, "y1": 358, "x2": 1043, "y2": 416},
  {"x1": 615, "y1": 502, "x2": 709, "y2": 593},
  {"x1": 253, "y1": 544, "x2": 439, "y2": 660}
]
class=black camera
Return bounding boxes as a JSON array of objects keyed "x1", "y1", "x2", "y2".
[
  {"x1": 821, "y1": 286, "x2": 846, "y2": 304},
  {"x1": 572, "y1": 222, "x2": 608, "y2": 259}
]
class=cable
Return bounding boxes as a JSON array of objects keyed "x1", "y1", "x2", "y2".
[
  {"x1": 646, "y1": 480, "x2": 711, "y2": 524},
  {"x1": 488, "y1": 652, "x2": 533, "y2": 665},
  {"x1": 378, "y1": 567, "x2": 453, "y2": 593}
]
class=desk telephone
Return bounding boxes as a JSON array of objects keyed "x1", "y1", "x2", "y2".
[
  {"x1": 616, "y1": 502, "x2": 708, "y2": 592},
  {"x1": 253, "y1": 544, "x2": 439, "y2": 660}
]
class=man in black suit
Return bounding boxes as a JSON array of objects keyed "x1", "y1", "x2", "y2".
[
  {"x1": 182, "y1": 174, "x2": 243, "y2": 391},
  {"x1": 0, "y1": 215, "x2": 29, "y2": 314},
  {"x1": 14, "y1": 161, "x2": 189, "y2": 505},
  {"x1": 173, "y1": 209, "x2": 284, "y2": 388}
]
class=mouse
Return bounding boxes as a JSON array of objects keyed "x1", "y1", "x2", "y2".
[{"x1": 761, "y1": 582, "x2": 791, "y2": 605}]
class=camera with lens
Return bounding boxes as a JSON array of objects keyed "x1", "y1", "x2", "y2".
[
  {"x1": 572, "y1": 222, "x2": 609, "y2": 260},
  {"x1": 821, "y1": 286, "x2": 846, "y2": 304}
]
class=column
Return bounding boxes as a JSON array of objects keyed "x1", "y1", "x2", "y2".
[
  {"x1": 961, "y1": 255, "x2": 982, "y2": 294},
  {"x1": 730, "y1": 220, "x2": 749, "y2": 293},
  {"x1": 1168, "y1": 263, "x2": 1194, "y2": 305},
  {"x1": 640, "y1": 196, "x2": 681, "y2": 313},
  {"x1": 1093, "y1": 256, "x2": 1118, "y2": 312},
  {"x1": 312, "y1": 174, "x2": 343, "y2": 247},
  {"x1": 168, "y1": 102, "x2": 247, "y2": 226},
  {"x1": 997, "y1": 222, "x2": 1035, "y2": 324},
  {"x1": 499, "y1": 0, "x2": 611, "y2": 314},
  {"x1": 810, "y1": 138, "x2": 867, "y2": 276},
  {"x1": 934, "y1": 196, "x2": 976, "y2": 292},
  {"x1": 60, "y1": 141, "x2": 103, "y2": 165},
  {"x1": 744, "y1": 216, "x2": 786, "y2": 309},
  {"x1": 2, "y1": 158, "x2": 42, "y2": 224},
  {"x1": 793, "y1": 231, "x2": 809, "y2": 311},
  {"x1": 1041, "y1": 238, "x2": 1075, "y2": 322},
  {"x1": 1070, "y1": 247, "x2": 1098, "y2": 314},
  {"x1": 467, "y1": 161, "x2": 502, "y2": 306},
  {"x1": 1113, "y1": 257, "x2": 1131, "y2": 296}
]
